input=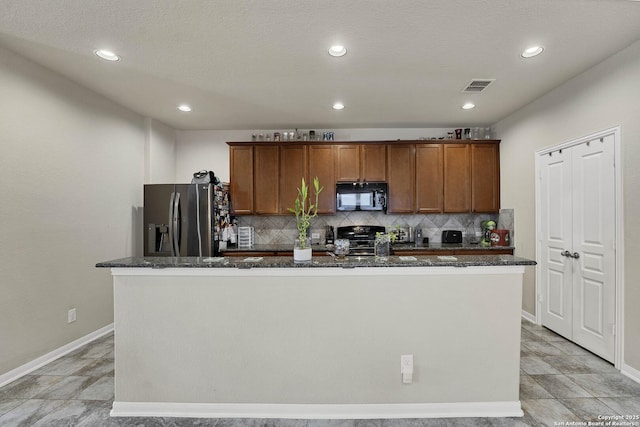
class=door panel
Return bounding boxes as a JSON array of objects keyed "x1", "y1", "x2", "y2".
[
  {"x1": 229, "y1": 146, "x2": 253, "y2": 214},
  {"x1": 280, "y1": 145, "x2": 307, "y2": 214},
  {"x1": 571, "y1": 136, "x2": 615, "y2": 361},
  {"x1": 308, "y1": 145, "x2": 336, "y2": 214},
  {"x1": 254, "y1": 145, "x2": 279, "y2": 214},
  {"x1": 540, "y1": 150, "x2": 573, "y2": 339},
  {"x1": 335, "y1": 145, "x2": 360, "y2": 182},
  {"x1": 143, "y1": 184, "x2": 174, "y2": 256},
  {"x1": 546, "y1": 269, "x2": 566, "y2": 319},
  {"x1": 361, "y1": 144, "x2": 387, "y2": 182},
  {"x1": 580, "y1": 278, "x2": 604, "y2": 336},
  {"x1": 443, "y1": 144, "x2": 470, "y2": 212},
  {"x1": 415, "y1": 144, "x2": 443, "y2": 213},
  {"x1": 539, "y1": 134, "x2": 615, "y2": 363},
  {"x1": 387, "y1": 144, "x2": 415, "y2": 213}
]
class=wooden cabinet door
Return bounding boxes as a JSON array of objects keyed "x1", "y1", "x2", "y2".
[
  {"x1": 279, "y1": 145, "x2": 307, "y2": 214},
  {"x1": 361, "y1": 144, "x2": 387, "y2": 181},
  {"x1": 308, "y1": 144, "x2": 336, "y2": 214},
  {"x1": 229, "y1": 145, "x2": 254, "y2": 215},
  {"x1": 387, "y1": 144, "x2": 415, "y2": 213},
  {"x1": 443, "y1": 144, "x2": 470, "y2": 212},
  {"x1": 335, "y1": 145, "x2": 360, "y2": 182},
  {"x1": 471, "y1": 143, "x2": 500, "y2": 213},
  {"x1": 415, "y1": 144, "x2": 443, "y2": 213},
  {"x1": 253, "y1": 145, "x2": 279, "y2": 214}
]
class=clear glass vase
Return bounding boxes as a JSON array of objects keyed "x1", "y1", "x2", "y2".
[{"x1": 374, "y1": 234, "x2": 391, "y2": 261}]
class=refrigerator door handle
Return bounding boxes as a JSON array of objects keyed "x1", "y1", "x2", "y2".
[
  {"x1": 172, "y1": 192, "x2": 181, "y2": 256},
  {"x1": 168, "y1": 192, "x2": 176, "y2": 256}
]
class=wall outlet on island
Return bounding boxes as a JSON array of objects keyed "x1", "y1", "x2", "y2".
[
  {"x1": 67, "y1": 308, "x2": 76, "y2": 323},
  {"x1": 400, "y1": 354, "x2": 413, "y2": 384}
]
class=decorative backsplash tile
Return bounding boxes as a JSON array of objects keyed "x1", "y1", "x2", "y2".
[
  {"x1": 498, "y1": 208, "x2": 515, "y2": 246},
  {"x1": 235, "y1": 211, "x2": 515, "y2": 246}
]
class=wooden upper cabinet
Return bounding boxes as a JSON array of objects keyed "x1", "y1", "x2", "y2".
[
  {"x1": 386, "y1": 144, "x2": 415, "y2": 213},
  {"x1": 335, "y1": 144, "x2": 386, "y2": 182},
  {"x1": 229, "y1": 145, "x2": 254, "y2": 215},
  {"x1": 443, "y1": 144, "x2": 471, "y2": 213},
  {"x1": 229, "y1": 140, "x2": 500, "y2": 216},
  {"x1": 415, "y1": 144, "x2": 444, "y2": 213},
  {"x1": 335, "y1": 145, "x2": 360, "y2": 182},
  {"x1": 279, "y1": 145, "x2": 307, "y2": 214},
  {"x1": 308, "y1": 144, "x2": 336, "y2": 214},
  {"x1": 361, "y1": 144, "x2": 387, "y2": 181},
  {"x1": 471, "y1": 143, "x2": 500, "y2": 213},
  {"x1": 253, "y1": 145, "x2": 279, "y2": 214}
]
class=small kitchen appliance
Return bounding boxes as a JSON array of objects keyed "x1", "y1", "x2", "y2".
[
  {"x1": 441, "y1": 230, "x2": 463, "y2": 244},
  {"x1": 325, "y1": 225, "x2": 335, "y2": 245},
  {"x1": 336, "y1": 182, "x2": 387, "y2": 212}
]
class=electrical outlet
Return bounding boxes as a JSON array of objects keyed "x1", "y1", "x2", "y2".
[
  {"x1": 311, "y1": 233, "x2": 320, "y2": 239},
  {"x1": 401, "y1": 354, "x2": 414, "y2": 384},
  {"x1": 67, "y1": 308, "x2": 76, "y2": 323}
]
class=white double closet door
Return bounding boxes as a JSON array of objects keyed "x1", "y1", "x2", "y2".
[{"x1": 539, "y1": 134, "x2": 615, "y2": 362}]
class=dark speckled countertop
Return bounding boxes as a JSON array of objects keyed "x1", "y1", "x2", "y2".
[
  {"x1": 221, "y1": 242, "x2": 514, "y2": 253},
  {"x1": 97, "y1": 254, "x2": 535, "y2": 269}
]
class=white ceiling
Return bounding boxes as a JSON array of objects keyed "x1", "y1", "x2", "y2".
[{"x1": 1, "y1": 0, "x2": 640, "y2": 131}]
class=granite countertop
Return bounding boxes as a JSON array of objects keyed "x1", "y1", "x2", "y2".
[
  {"x1": 222, "y1": 244, "x2": 329, "y2": 252},
  {"x1": 221, "y1": 243, "x2": 514, "y2": 253},
  {"x1": 391, "y1": 242, "x2": 514, "y2": 251},
  {"x1": 97, "y1": 254, "x2": 535, "y2": 269}
]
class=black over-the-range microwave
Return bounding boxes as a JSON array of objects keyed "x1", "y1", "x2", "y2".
[{"x1": 336, "y1": 182, "x2": 388, "y2": 212}]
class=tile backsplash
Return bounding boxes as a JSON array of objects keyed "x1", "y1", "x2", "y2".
[{"x1": 235, "y1": 211, "x2": 514, "y2": 246}]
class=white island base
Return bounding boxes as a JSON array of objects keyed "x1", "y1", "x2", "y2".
[{"x1": 109, "y1": 265, "x2": 525, "y2": 420}]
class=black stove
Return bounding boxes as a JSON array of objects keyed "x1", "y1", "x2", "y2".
[{"x1": 336, "y1": 225, "x2": 386, "y2": 256}]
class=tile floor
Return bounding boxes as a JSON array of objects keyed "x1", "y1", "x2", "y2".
[{"x1": 1, "y1": 321, "x2": 639, "y2": 426}]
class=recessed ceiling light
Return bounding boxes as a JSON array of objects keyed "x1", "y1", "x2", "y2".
[
  {"x1": 94, "y1": 49, "x2": 120, "y2": 61},
  {"x1": 177, "y1": 104, "x2": 192, "y2": 112},
  {"x1": 462, "y1": 102, "x2": 475, "y2": 110},
  {"x1": 332, "y1": 102, "x2": 345, "y2": 110},
  {"x1": 328, "y1": 45, "x2": 347, "y2": 57},
  {"x1": 521, "y1": 46, "x2": 544, "y2": 58}
]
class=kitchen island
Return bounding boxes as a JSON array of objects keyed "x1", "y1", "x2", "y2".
[{"x1": 97, "y1": 255, "x2": 535, "y2": 420}]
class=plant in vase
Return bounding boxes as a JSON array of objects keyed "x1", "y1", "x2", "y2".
[{"x1": 288, "y1": 177, "x2": 323, "y2": 262}]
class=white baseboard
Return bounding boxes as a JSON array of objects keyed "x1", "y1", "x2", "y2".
[
  {"x1": 621, "y1": 363, "x2": 640, "y2": 385},
  {"x1": 111, "y1": 401, "x2": 524, "y2": 419},
  {"x1": 0, "y1": 323, "x2": 114, "y2": 388},
  {"x1": 521, "y1": 310, "x2": 537, "y2": 324}
]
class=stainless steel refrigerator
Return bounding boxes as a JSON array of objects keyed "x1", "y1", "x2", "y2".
[{"x1": 144, "y1": 183, "x2": 226, "y2": 257}]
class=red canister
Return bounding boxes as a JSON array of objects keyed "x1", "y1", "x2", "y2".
[{"x1": 490, "y1": 229, "x2": 510, "y2": 246}]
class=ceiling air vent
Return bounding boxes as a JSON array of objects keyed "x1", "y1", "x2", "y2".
[{"x1": 461, "y1": 79, "x2": 495, "y2": 93}]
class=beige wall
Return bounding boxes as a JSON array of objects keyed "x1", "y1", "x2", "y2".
[
  {"x1": 144, "y1": 118, "x2": 176, "y2": 184},
  {"x1": 175, "y1": 128, "x2": 452, "y2": 183},
  {"x1": 0, "y1": 46, "x2": 145, "y2": 376},
  {"x1": 496, "y1": 40, "x2": 640, "y2": 371}
]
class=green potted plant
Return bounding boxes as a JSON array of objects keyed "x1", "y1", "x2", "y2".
[{"x1": 288, "y1": 176, "x2": 323, "y2": 262}]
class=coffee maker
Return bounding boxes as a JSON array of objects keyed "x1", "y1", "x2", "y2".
[{"x1": 325, "y1": 226, "x2": 335, "y2": 245}]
